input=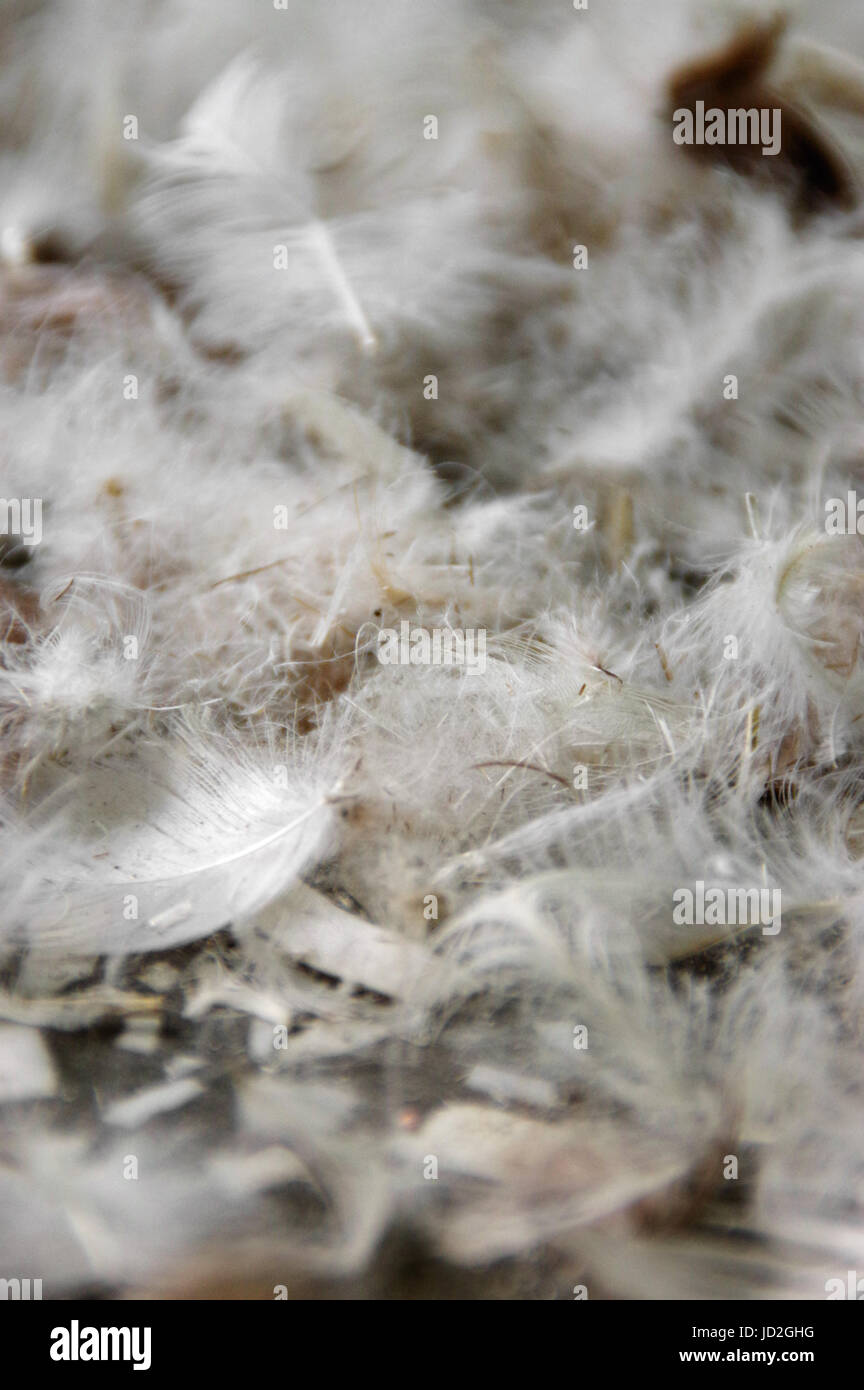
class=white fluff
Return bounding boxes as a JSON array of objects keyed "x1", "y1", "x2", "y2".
[{"x1": 3, "y1": 0, "x2": 864, "y2": 1301}]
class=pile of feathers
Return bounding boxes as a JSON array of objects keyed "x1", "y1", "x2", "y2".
[{"x1": 2, "y1": 0, "x2": 864, "y2": 1299}]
